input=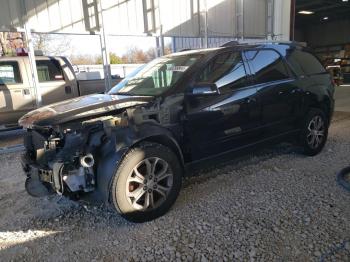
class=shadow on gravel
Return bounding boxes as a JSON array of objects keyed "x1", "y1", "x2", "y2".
[
  {"x1": 183, "y1": 142, "x2": 303, "y2": 187},
  {"x1": 0, "y1": 142, "x2": 304, "y2": 259},
  {"x1": 0, "y1": 198, "x2": 135, "y2": 259},
  {"x1": 2, "y1": 112, "x2": 349, "y2": 260},
  {"x1": 183, "y1": 110, "x2": 350, "y2": 188}
]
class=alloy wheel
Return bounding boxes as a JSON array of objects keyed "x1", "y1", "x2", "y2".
[
  {"x1": 306, "y1": 115, "x2": 325, "y2": 149},
  {"x1": 125, "y1": 157, "x2": 173, "y2": 211}
]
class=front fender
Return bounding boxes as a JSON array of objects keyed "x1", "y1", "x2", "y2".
[
  {"x1": 95, "y1": 147, "x2": 126, "y2": 203},
  {"x1": 95, "y1": 123, "x2": 184, "y2": 203}
]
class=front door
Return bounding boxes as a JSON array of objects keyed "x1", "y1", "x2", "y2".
[
  {"x1": 0, "y1": 59, "x2": 35, "y2": 126},
  {"x1": 184, "y1": 51, "x2": 261, "y2": 160}
]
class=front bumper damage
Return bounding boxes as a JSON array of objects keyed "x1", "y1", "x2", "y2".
[{"x1": 21, "y1": 129, "x2": 98, "y2": 198}]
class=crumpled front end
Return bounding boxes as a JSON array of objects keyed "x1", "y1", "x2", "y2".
[
  {"x1": 20, "y1": 94, "x2": 184, "y2": 201},
  {"x1": 21, "y1": 125, "x2": 101, "y2": 198}
]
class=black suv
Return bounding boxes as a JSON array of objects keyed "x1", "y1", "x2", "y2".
[{"x1": 20, "y1": 42, "x2": 334, "y2": 222}]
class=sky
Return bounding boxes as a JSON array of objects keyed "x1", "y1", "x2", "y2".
[{"x1": 41, "y1": 33, "x2": 172, "y2": 58}]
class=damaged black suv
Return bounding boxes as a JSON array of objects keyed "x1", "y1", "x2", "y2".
[{"x1": 20, "y1": 42, "x2": 334, "y2": 222}]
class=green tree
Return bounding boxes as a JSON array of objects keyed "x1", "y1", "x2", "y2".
[
  {"x1": 109, "y1": 53, "x2": 123, "y2": 64},
  {"x1": 96, "y1": 52, "x2": 123, "y2": 64}
]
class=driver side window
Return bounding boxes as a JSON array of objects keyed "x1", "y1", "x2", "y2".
[{"x1": 196, "y1": 52, "x2": 248, "y2": 93}]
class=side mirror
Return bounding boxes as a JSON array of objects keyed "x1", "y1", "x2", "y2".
[{"x1": 190, "y1": 83, "x2": 220, "y2": 96}]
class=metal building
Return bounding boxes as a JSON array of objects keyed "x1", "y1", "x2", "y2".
[
  {"x1": 0, "y1": 0, "x2": 292, "y2": 106},
  {"x1": 0, "y1": 0, "x2": 291, "y2": 38}
]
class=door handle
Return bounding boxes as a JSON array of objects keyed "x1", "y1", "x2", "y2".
[
  {"x1": 65, "y1": 86, "x2": 72, "y2": 94},
  {"x1": 22, "y1": 89, "x2": 30, "y2": 95},
  {"x1": 278, "y1": 91, "x2": 285, "y2": 95},
  {"x1": 291, "y1": 88, "x2": 302, "y2": 94}
]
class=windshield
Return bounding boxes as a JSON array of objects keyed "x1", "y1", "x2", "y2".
[{"x1": 108, "y1": 54, "x2": 202, "y2": 96}]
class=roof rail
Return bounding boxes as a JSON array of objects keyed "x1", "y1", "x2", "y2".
[
  {"x1": 221, "y1": 41, "x2": 239, "y2": 47},
  {"x1": 243, "y1": 40, "x2": 307, "y2": 47},
  {"x1": 220, "y1": 41, "x2": 249, "y2": 47},
  {"x1": 178, "y1": 48, "x2": 192, "y2": 52},
  {"x1": 220, "y1": 40, "x2": 307, "y2": 48}
]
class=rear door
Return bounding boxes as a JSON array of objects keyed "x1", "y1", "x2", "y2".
[
  {"x1": 0, "y1": 59, "x2": 35, "y2": 125},
  {"x1": 244, "y1": 49, "x2": 302, "y2": 136},
  {"x1": 286, "y1": 49, "x2": 332, "y2": 116},
  {"x1": 184, "y1": 51, "x2": 261, "y2": 160}
]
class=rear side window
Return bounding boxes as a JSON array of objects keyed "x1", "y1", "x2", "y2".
[
  {"x1": 196, "y1": 51, "x2": 247, "y2": 92},
  {"x1": 245, "y1": 50, "x2": 290, "y2": 84},
  {"x1": 0, "y1": 61, "x2": 22, "y2": 84},
  {"x1": 287, "y1": 50, "x2": 326, "y2": 75},
  {"x1": 36, "y1": 59, "x2": 64, "y2": 82}
]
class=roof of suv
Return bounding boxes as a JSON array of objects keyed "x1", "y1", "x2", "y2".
[{"x1": 168, "y1": 42, "x2": 305, "y2": 57}]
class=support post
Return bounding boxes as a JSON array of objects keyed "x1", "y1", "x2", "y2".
[
  {"x1": 267, "y1": 0, "x2": 275, "y2": 40},
  {"x1": 24, "y1": 24, "x2": 41, "y2": 107},
  {"x1": 156, "y1": 1, "x2": 164, "y2": 56},
  {"x1": 290, "y1": 0, "x2": 296, "y2": 41},
  {"x1": 235, "y1": 0, "x2": 244, "y2": 41},
  {"x1": 155, "y1": 37, "x2": 159, "y2": 57},
  {"x1": 98, "y1": 0, "x2": 112, "y2": 92},
  {"x1": 159, "y1": 26, "x2": 164, "y2": 56},
  {"x1": 203, "y1": 0, "x2": 208, "y2": 48}
]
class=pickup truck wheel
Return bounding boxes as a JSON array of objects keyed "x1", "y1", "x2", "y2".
[
  {"x1": 300, "y1": 108, "x2": 328, "y2": 156},
  {"x1": 110, "y1": 142, "x2": 182, "y2": 222}
]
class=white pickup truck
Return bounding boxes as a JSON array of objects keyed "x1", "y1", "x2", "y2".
[{"x1": 0, "y1": 56, "x2": 121, "y2": 128}]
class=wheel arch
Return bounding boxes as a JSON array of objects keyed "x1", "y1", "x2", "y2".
[
  {"x1": 132, "y1": 134, "x2": 185, "y2": 171},
  {"x1": 309, "y1": 95, "x2": 332, "y2": 124},
  {"x1": 95, "y1": 125, "x2": 185, "y2": 204}
]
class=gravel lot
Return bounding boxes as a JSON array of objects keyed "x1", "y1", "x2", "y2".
[
  {"x1": 0, "y1": 129, "x2": 24, "y2": 148},
  {"x1": 1, "y1": 113, "x2": 350, "y2": 261}
]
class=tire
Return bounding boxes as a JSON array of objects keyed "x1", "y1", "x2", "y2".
[
  {"x1": 300, "y1": 108, "x2": 329, "y2": 156},
  {"x1": 110, "y1": 142, "x2": 182, "y2": 222},
  {"x1": 337, "y1": 166, "x2": 350, "y2": 192}
]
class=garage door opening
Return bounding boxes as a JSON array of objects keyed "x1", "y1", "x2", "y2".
[{"x1": 294, "y1": 0, "x2": 350, "y2": 112}]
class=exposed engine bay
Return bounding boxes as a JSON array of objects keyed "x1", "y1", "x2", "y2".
[{"x1": 20, "y1": 94, "x2": 184, "y2": 200}]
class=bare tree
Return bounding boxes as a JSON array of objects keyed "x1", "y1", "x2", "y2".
[
  {"x1": 32, "y1": 34, "x2": 72, "y2": 56},
  {"x1": 70, "y1": 54, "x2": 99, "y2": 65},
  {"x1": 121, "y1": 46, "x2": 149, "y2": 63},
  {"x1": 146, "y1": 47, "x2": 157, "y2": 61},
  {"x1": 0, "y1": 32, "x2": 8, "y2": 56}
]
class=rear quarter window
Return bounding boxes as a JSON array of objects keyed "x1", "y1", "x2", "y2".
[{"x1": 287, "y1": 50, "x2": 326, "y2": 76}]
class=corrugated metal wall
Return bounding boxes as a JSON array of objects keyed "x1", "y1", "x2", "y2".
[
  {"x1": 244, "y1": 0, "x2": 267, "y2": 38},
  {"x1": 0, "y1": 0, "x2": 23, "y2": 31},
  {"x1": 159, "y1": 0, "x2": 201, "y2": 37},
  {"x1": 0, "y1": 0, "x2": 290, "y2": 39},
  {"x1": 206, "y1": 0, "x2": 236, "y2": 37},
  {"x1": 172, "y1": 36, "x2": 237, "y2": 52}
]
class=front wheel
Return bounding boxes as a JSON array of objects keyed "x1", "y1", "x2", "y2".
[
  {"x1": 110, "y1": 142, "x2": 182, "y2": 222},
  {"x1": 300, "y1": 108, "x2": 329, "y2": 156}
]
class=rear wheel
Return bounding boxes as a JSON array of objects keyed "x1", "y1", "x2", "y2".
[
  {"x1": 300, "y1": 108, "x2": 328, "y2": 156},
  {"x1": 110, "y1": 142, "x2": 182, "y2": 222}
]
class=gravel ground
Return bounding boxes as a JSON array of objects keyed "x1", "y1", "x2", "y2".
[
  {"x1": 0, "y1": 129, "x2": 24, "y2": 148},
  {"x1": 1, "y1": 113, "x2": 350, "y2": 261}
]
